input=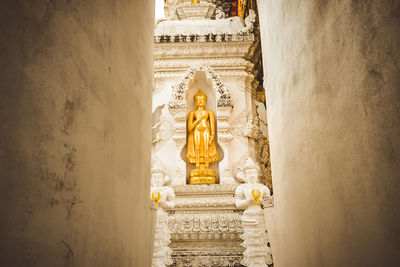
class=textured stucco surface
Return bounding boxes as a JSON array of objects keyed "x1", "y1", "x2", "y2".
[
  {"x1": 0, "y1": 0, "x2": 154, "y2": 266},
  {"x1": 258, "y1": 0, "x2": 400, "y2": 266}
]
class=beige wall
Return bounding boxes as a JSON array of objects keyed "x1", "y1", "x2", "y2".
[
  {"x1": 258, "y1": 0, "x2": 400, "y2": 266},
  {"x1": 0, "y1": 0, "x2": 154, "y2": 266}
]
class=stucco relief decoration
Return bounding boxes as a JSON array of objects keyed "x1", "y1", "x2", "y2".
[
  {"x1": 215, "y1": 8, "x2": 225, "y2": 20},
  {"x1": 168, "y1": 65, "x2": 233, "y2": 109},
  {"x1": 150, "y1": 158, "x2": 175, "y2": 267},
  {"x1": 168, "y1": 213, "x2": 243, "y2": 241},
  {"x1": 154, "y1": 79, "x2": 166, "y2": 94},
  {"x1": 175, "y1": 1, "x2": 216, "y2": 20},
  {"x1": 240, "y1": 113, "x2": 273, "y2": 190},
  {"x1": 239, "y1": 10, "x2": 256, "y2": 34},
  {"x1": 164, "y1": 0, "x2": 181, "y2": 20},
  {"x1": 166, "y1": 182, "x2": 245, "y2": 265},
  {"x1": 155, "y1": 7, "x2": 256, "y2": 38},
  {"x1": 242, "y1": 115, "x2": 263, "y2": 140},
  {"x1": 174, "y1": 256, "x2": 242, "y2": 267},
  {"x1": 234, "y1": 156, "x2": 273, "y2": 267},
  {"x1": 152, "y1": 105, "x2": 175, "y2": 149},
  {"x1": 230, "y1": 112, "x2": 249, "y2": 141},
  {"x1": 153, "y1": 3, "x2": 270, "y2": 265},
  {"x1": 152, "y1": 105, "x2": 163, "y2": 145},
  {"x1": 257, "y1": 137, "x2": 272, "y2": 190}
]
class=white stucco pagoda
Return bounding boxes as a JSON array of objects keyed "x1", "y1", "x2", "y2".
[{"x1": 151, "y1": 1, "x2": 273, "y2": 266}]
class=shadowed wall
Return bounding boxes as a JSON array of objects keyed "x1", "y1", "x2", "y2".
[
  {"x1": 0, "y1": 0, "x2": 154, "y2": 266},
  {"x1": 258, "y1": 0, "x2": 400, "y2": 266}
]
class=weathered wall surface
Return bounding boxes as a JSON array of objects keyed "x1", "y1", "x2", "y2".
[
  {"x1": 258, "y1": 0, "x2": 400, "y2": 266},
  {"x1": 0, "y1": 0, "x2": 154, "y2": 266}
]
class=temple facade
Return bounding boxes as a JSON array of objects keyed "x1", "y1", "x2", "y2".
[{"x1": 152, "y1": 1, "x2": 273, "y2": 266}]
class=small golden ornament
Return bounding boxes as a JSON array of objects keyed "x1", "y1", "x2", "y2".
[
  {"x1": 151, "y1": 192, "x2": 161, "y2": 206},
  {"x1": 251, "y1": 189, "x2": 261, "y2": 205}
]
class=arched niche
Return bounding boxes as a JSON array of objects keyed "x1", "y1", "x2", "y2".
[
  {"x1": 169, "y1": 65, "x2": 233, "y2": 184},
  {"x1": 168, "y1": 65, "x2": 233, "y2": 109},
  {"x1": 186, "y1": 71, "x2": 215, "y2": 115}
]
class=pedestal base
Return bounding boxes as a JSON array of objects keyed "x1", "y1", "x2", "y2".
[
  {"x1": 190, "y1": 168, "x2": 216, "y2": 184},
  {"x1": 169, "y1": 184, "x2": 245, "y2": 266}
]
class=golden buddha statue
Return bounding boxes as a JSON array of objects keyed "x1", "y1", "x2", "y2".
[{"x1": 187, "y1": 89, "x2": 219, "y2": 184}]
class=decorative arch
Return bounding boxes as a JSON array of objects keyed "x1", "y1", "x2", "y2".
[{"x1": 168, "y1": 65, "x2": 234, "y2": 109}]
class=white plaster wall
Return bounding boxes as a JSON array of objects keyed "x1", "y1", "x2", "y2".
[
  {"x1": 258, "y1": 0, "x2": 400, "y2": 266},
  {"x1": 0, "y1": 0, "x2": 155, "y2": 266}
]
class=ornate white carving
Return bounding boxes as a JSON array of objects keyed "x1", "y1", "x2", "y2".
[
  {"x1": 156, "y1": 14, "x2": 244, "y2": 36},
  {"x1": 167, "y1": 107, "x2": 187, "y2": 185},
  {"x1": 154, "y1": 39, "x2": 254, "y2": 58},
  {"x1": 155, "y1": 9, "x2": 256, "y2": 38},
  {"x1": 154, "y1": 79, "x2": 166, "y2": 94},
  {"x1": 159, "y1": 113, "x2": 175, "y2": 144},
  {"x1": 165, "y1": 183, "x2": 247, "y2": 265},
  {"x1": 152, "y1": 104, "x2": 164, "y2": 145},
  {"x1": 168, "y1": 65, "x2": 233, "y2": 108},
  {"x1": 166, "y1": 197, "x2": 246, "y2": 264},
  {"x1": 169, "y1": 213, "x2": 243, "y2": 240},
  {"x1": 164, "y1": 0, "x2": 181, "y2": 20},
  {"x1": 175, "y1": 2, "x2": 216, "y2": 20},
  {"x1": 231, "y1": 112, "x2": 249, "y2": 141},
  {"x1": 215, "y1": 8, "x2": 225, "y2": 20},
  {"x1": 152, "y1": 9, "x2": 274, "y2": 265},
  {"x1": 234, "y1": 157, "x2": 273, "y2": 266},
  {"x1": 257, "y1": 137, "x2": 273, "y2": 190},
  {"x1": 242, "y1": 115, "x2": 263, "y2": 140},
  {"x1": 172, "y1": 184, "x2": 238, "y2": 211},
  {"x1": 150, "y1": 159, "x2": 176, "y2": 267},
  {"x1": 255, "y1": 101, "x2": 268, "y2": 137},
  {"x1": 240, "y1": 109, "x2": 273, "y2": 189},
  {"x1": 217, "y1": 106, "x2": 235, "y2": 184},
  {"x1": 167, "y1": 65, "x2": 237, "y2": 185},
  {"x1": 154, "y1": 57, "x2": 250, "y2": 71},
  {"x1": 152, "y1": 105, "x2": 175, "y2": 150},
  {"x1": 172, "y1": 249, "x2": 244, "y2": 267},
  {"x1": 240, "y1": 10, "x2": 257, "y2": 34},
  {"x1": 174, "y1": 184, "x2": 237, "y2": 196},
  {"x1": 174, "y1": 197, "x2": 236, "y2": 209}
]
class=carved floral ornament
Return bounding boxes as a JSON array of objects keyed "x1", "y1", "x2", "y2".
[
  {"x1": 168, "y1": 213, "x2": 243, "y2": 239},
  {"x1": 173, "y1": 256, "x2": 242, "y2": 267},
  {"x1": 168, "y1": 65, "x2": 233, "y2": 109},
  {"x1": 154, "y1": 33, "x2": 255, "y2": 43}
]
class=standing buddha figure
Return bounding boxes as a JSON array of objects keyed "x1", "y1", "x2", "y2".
[{"x1": 186, "y1": 89, "x2": 219, "y2": 184}]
